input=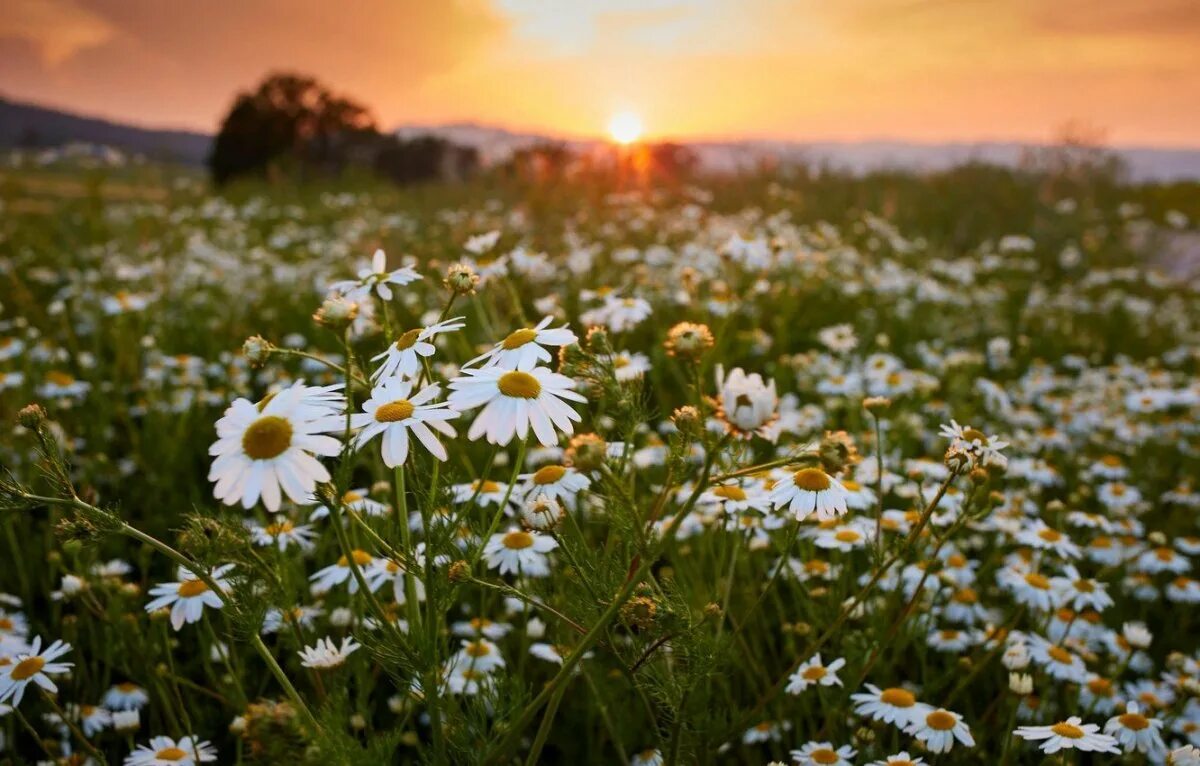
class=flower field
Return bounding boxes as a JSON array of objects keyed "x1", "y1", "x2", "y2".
[{"x1": 2, "y1": 164, "x2": 1200, "y2": 765}]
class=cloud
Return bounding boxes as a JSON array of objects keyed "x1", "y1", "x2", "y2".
[{"x1": 0, "y1": 0, "x2": 116, "y2": 65}]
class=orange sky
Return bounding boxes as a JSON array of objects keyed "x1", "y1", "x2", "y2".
[{"x1": 2, "y1": 0, "x2": 1199, "y2": 145}]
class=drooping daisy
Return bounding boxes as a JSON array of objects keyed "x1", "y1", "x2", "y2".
[
  {"x1": 123, "y1": 734, "x2": 217, "y2": 765},
  {"x1": 467, "y1": 316, "x2": 578, "y2": 370},
  {"x1": 518, "y1": 463, "x2": 591, "y2": 504},
  {"x1": 103, "y1": 682, "x2": 150, "y2": 711},
  {"x1": 448, "y1": 360, "x2": 585, "y2": 447},
  {"x1": 851, "y1": 684, "x2": 930, "y2": 729},
  {"x1": 1014, "y1": 718, "x2": 1120, "y2": 754},
  {"x1": 714, "y1": 365, "x2": 778, "y2": 438},
  {"x1": 1104, "y1": 702, "x2": 1165, "y2": 755},
  {"x1": 370, "y1": 317, "x2": 465, "y2": 381},
  {"x1": 790, "y1": 741, "x2": 856, "y2": 766},
  {"x1": 208, "y1": 383, "x2": 343, "y2": 512},
  {"x1": 786, "y1": 654, "x2": 846, "y2": 694},
  {"x1": 770, "y1": 467, "x2": 849, "y2": 522},
  {"x1": 0, "y1": 636, "x2": 72, "y2": 706},
  {"x1": 329, "y1": 248, "x2": 421, "y2": 303},
  {"x1": 145, "y1": 565, "x2": 232, "y2": 631},
  {"x1": 483, "y1": 528, "x2": 558, "y2": 577},
  {"x1": 351, "y1": 378, "x2": 458, "y2": 467},
  {"x1": 905, "y1": 708, "x2": 975, "y2": 753},
  {"x1": 298, "y1": 636, "x2": 360, "y2": 669}
]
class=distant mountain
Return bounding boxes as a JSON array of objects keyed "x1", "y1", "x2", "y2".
[
  {"x1": 3, "y1": 98, "x2": 1199, "y2": 182},
  {"x1": 0, "y1": 96, "x2": 211, "y2": 165}
]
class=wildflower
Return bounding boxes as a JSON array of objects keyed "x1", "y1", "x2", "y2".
[
  {"x1": 786, "y1": 654, "x2": 846, "y2": 694},
  {"x1": 714, "y1": 365, "x2": 778, "y2": 438},
  {"x1": 124, "y1": 734, "x2": 217, "y2": 765},
  {"x1": 329, "y1": 248, "x2": 421, "y2": 302},
  {"x1": 448, "y1": 361, "x2": 585, "y2": 447},
  {"x1": 1009, "y1": 672, "x2": 1033, "y2": 694},
  {"x1": 1014, "y1": 718, "x2": 1120, "y2": 754},
  {"x1": 450, "y1": 639, "x2": 506, "y2": 674},
  {"x1": 1104, "y1": 702, "x2": 1165, "y2": 755},
  {"x1": 1017, "y1": 521, "x2": 1080, "y2": 559},
  {"x1": 663, "y1": 322, "x2": 713, "y2": 359},
  {"x1": 370, "y1": 317, "x2": 465, "y2": 381},
  {"x1": 0, "y1": 636, "x2": 72, "y2": 706},
  {"x1": 445, "y1": 263, "x2": 480, "y2": 295},
  {"x1": 310, "y1": 550, "x2": 376, "y2": 594},
  {"x1": 790, "y1": 741, "x2": 855, "y2": 765},
  {"x1": 851, "y1": 684, "x2": 930, "y2": 728},
  {"x1": 867, "y1": 754, "x2": 925, "y2": 766},
  {"x1": 208, "y1": 383, "x2": 343, "y2": 512},
  {"x1": 248, "y1": 516, "x2": 317, "y2": 552},
  {"x1": 904, "y1": 708, "x2": 975, "y2": 753},
  {"x1": 113, "y1": 709, "x2": 140, "y2": 733},
  {"x1": 145, "y1": 565, "x2": 232, "y2": 631},
  {"x1": 298, "y1": 636, "x2": 361, "y2": 669},
  {"x1": 770, "y1": 466, "x2": 849, "y2": 522},
  {"x1": 312, "y1": 296, "x2": 358, "y2": 330},
  {"x1": 468, "y1": 316, "x2": 578, "y2": 370},
  {"x1": 1050, "y1": 565, "x2": 1112, "y2": 611},
  {"x1": 631, "y1": 748, "x2": 663, "y2": 766},
  {"x1": 104, "y1": 682, "x2": 150, "y2": 710},
  {"x1": 483, "y1": 528, "x2": 558, "y2": 576},
  {"x1": 518, "y1": 463, "x2": 591, "y2": 504},
  {"x1": 519, "y1": 493, "x2": 564, "y2": 531},
  {"x1": 351, "y1": 378, "x2": 458, "y2": 466}
]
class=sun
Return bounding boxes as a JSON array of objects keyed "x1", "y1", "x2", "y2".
[{"x1": 607, "y1": 111, "x2": 643, "y2": 145}]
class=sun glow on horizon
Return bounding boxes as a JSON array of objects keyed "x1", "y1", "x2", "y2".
[{"x1": 607, "y1": 111, "x2": 643, "y2": 145}]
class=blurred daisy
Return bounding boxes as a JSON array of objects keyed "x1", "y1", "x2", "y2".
[
  {"x1": 329, "y1": 248, "x2": 421, "y2": 302},
  {"x1": 145, "y1": 565, "x2": 232, "y2": 631},
  {"x1": 786, "y1": 654, "x2": 846, "y2": 694},
  {"x1": 124, "y1": 734, "x2": 217, "y2": 765},
  {"x1": 103, "y1": 682, "x2": 150, "y2": 711},
  {"x1": 467, "y1": 316, "x2": 578, "y2": 370},
  {"x1": 298, "y1": 636, "x2": 360, "y2": 669},
  {"x1": 448, "y1": 362, "x2": 585, "y2": 447},
  {"x1": 905, "y1": 708, "x2": 975, "y2": 753},
  {"x1": 1104, "y1": 702, "x2": 1165, "y2": 755},
  {"x1": 868, "y1": 753, "x2": 926, "y2": 766},
  {"x1": 483, "y1": 528, "x2": 558, "y2": 577},
  {"x1": 0, "y1": 636, "x2": 72, "y2": 706},
  {"x1": 450, "y1": 639, "x2": 506, "y2": 674},
  {"x1": 790, "y1": 741, "x2": 855, "y2": 765},
  {"x1": 352, "y1": 378, "x2": 457, "y2": 467}
]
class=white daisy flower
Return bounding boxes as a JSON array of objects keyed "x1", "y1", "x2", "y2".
[
  {"x1": 630, "y1": 748, "x2": 664, "y2": 766},
  {"x1": 448, "y1": 360, "x2": 585, "y2": 447},
  {"x1": 310, "y1": 550, "x2": 377, "y2": 595},
  {"x1": 786, "y1": 654, "x2": 846, "y2": 694},
  {"x1": 1014, "y1": 717, "x2": 1120, "y2": 754},
  {"x1": 247, "y1": 516, "x2": 317, "y2": 552},
  {"x1": 0, "y1": 636, "x2": 73, "y2": 706},
  {"x1": 790, "y1": 741, "x2": 855, "y2": 765},
  {"x1": 770, "y1": 467, "x2": 849, "y2": 522},
  {"x1": 1104, "y1": 702, "x2": 1165, "y2": 755},
  {"x1": 483, "y1": 528, "x2": 558, "y2": 577},
  {"x1": 329, "y1": 248, "x2": 421, "y2": 303},
  {"x1": 518, "y1": 463, "x2": 590, "y2": 504},
  {"x1": 467, "y1": 316, "x2": 578, "y2": 370},
  {"x1": 208, "y1": 383, "x2": 344, "y2": 512},
  {"x1": 298, "y1": 636, "x2": 360, "y2": 669},
  {"x1": 1050, "y1": 565, "x2": 1113, "y2": 612},
  {"x1": 124, "y1": 734, "x2": 217, "y2": 765},
  {"x1": 103, "y1": 682, "x2": 150, "y2": 711},
  {"x1": 904, "y1": 708, "x2": 975, "y2": 753},
  {"x1": 449, "y1": 639, "x2": 506, "y2": 674},
  {"x1": 850, "y1": 684, "x2": 930, "y2": 729},
  {"x1": 144, "y1": 565, "x2": 232, "y2": 631},
  {"x1": 351, "y1": 378, "x2": 458, "y2": 467},
  {"x1": 867, "y1": 753, "x2": 926, "y2": 766},
  {"x1": 370, "y1": 317, "x2": 465, "y2": 381}
]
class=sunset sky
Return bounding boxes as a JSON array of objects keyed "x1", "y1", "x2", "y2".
[{"x1": 2, "y1": 0, "x2": 1198, "y2": 146}]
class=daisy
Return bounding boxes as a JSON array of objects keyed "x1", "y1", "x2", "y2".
[
  {"x1": 351, "y1": 378, "x2": 458, "y2": 467},
  {"x1": 329, "y1": 248, "x2": 421, "y2": 303},
  {"x1": 451, "y1": 479, "x2": 516, "y2": 509},
  {"x1": 103, "y1": 682, "x2": 150, "y2": 711},
  {"x1": 814, "y1": 522, "x2": 870, "y2": 552},
  {"x1": 445, "y1": 665, "x2": 494, "y2": 696},
  {"x1": 790, "y1": 741, "x2": 855, "y2": 765},
  {"x1": 298, "y1": 636, "x2": 360, "y2": 669},
  {"x1": 786, "y1": 654, "x2": 846, "y2": 694},
  {"x1": 905, "y1": 708, "x2": 975, "y2": 753},
  {"x1": 248, "y1": 516, "x2": 317, "y2": 552},
  {"x1": 1104, "y1": 702, "x2": 1165, "y2": 755},
  {"x1": 1016, "y1": 521, "x2": 1080, "y2": 559},
  {"x1": 310, "y1": 550, "x2": 377, "y2": 594},
  {"x1": 483, "y1": 528, "x2": 558, "y2": 577},
  {"x1": 1014, "y1": 718, "x2": 1120, "y2": 754},
  {"x1": 631, "y1": 748, "x2": 663, "y2": 766},
  {"x1": 1051, "y1": 565, "x2": 1113, "y2": 611},
  {"x1": 770, "y1": 467, "x2": 849, "y2": 522},
  {"x1": 714, "y1": 365, "x2": 778, "y2": 438},
  {"x1": 450, "y1": 639, "x2": 506, "y2": 674},
  {"x1": 998, "y1": 568, "x2": 1060, "y2": 612},
  {"x1": 868, "y1": 753, "x2": 926, "y2": 766},
  {"x1": 467, "y1": 316, "x2": 578, "y2": 370},
  {"x1": 0, "y1": 636, "x2": 72, "y2": 706},
  {"x1": 124, "y1": 734, "x2": 217, "y2": 765},
  {"x1": 370, "y1": 317, "x2": 465, "y2": 381},
  {"x1": 144, "y1": 565, "x2": 232, "y2": 631},
  {"x1": 742, "y1": 720, "x2": 790, "y2": 744},
  {"x1": 208, "y1": 383, "x2": 343, "y2": 512},
  {"x1": 448, "y1": 360, "x2": 585, "y2": 447},
  {"x1": 309, "y1": 487, "x2": 390, "y2": 521},
  {"x1": 1027, "y1": 635, "x2": 1088, "y2": 684},
  {"x1": 851, "y1": 684, "x2": 930, "y2": 728},
  {"x1": 518, "y1": 464, "x2": 591, "y2": 504},
  {"x1": 73, "y1": 703, "x2": 113, "y2": 736},
  {"x1": 700, "y1": 482, "x2": 773, "y2": 516},
  {"x1": 608, "y1": 350, "x2": 651, "y2": 381}
]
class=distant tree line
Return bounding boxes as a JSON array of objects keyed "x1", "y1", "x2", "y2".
[{"x1": 209, "y1": 73, "x2": 478, "y2": 186}]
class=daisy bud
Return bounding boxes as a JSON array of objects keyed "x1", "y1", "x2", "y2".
[
  {"x1": 444, "y1": 263, "x2": 480, "y2": 295},
  {"x1": 620, "y1": 595, "x2": 659, "y2": 630},
  {"x1": 672, "y1": 405, "x2": 702, "y2": 436},
  {"x1": 586, "y1": 326, "x2": 612, "y2": 355},
  {"x1": 330, "y1": 607, "x2": 354, "y2": 628},
  {"x1": 863, "y1": 396, "x2": 891, "y2": 414},
  {"x1": 1002, "y1": 642, "x2": 1030, "y2": 670},
  {"x1": 520, "y1": 494, "x2": 564, "y2": 532},
  {"x1": 1045, "y1": 499, "x2": 1065, "y2": 514},
  {"x1": 819, "y1": 431, "x2": 860, "y2": 475},
  {"x1": 969, "y1": 467, "x2": 989, "y2": 485},
  {"x1": 313, "y1": 297, "x2": 358, "y2": 330},
  {"x1": 370, "y1": 480, "x2": 391, "y2": 497},
  {"x1": 527, "y1": 616, "x2": 546, "y2": 639},
  {"x1": 1122, "y1": 621, "x2": 1152, "y2": 648},
  {"x1": 943, "y1": 445, "x2": 971, "y2": 475},
  {"x1": 566, "y1": 433, "x2": 608, "y2": 472},
  {"x1": 242, "y1": 335, "x2": 274, "y2": 368},
  {"x1": 1009, "y1": 672, "x2": 1033, "y2": 695},
  {"x1": 852, "y1": 726, "x2": 876, "y2": 747},
  {"x1": 448, "y1": 560, "x2": 472, "y2": 582},
  {"x1": 664, "y1": 322, "x2": 714, "y2": 360},
  {"x1": 17, "y1": 402, "x2": 47, "y2": 429},
  {"x1": 703, "y1": 602, "x2": 723, "y2": 618}
]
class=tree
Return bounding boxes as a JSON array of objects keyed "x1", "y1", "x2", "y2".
[{"x1": 208, "y1": 72, "x2": 378, "y2": 184}]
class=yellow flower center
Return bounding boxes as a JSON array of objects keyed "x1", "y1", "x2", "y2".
[
  {"x1": 1047, "y1": 646, "x2": 1073, "y2": 664},
  {"x1": 46, "y1": 370, "x2": 76, "y2": 386},
  {"x1": 926, "y1": 710, "x2": 957, "y2": 730},
  {"x1": 498, "y1": 371, "x2": 541, "y2": 399},
  {"x1": 1024, "y1": 572, "x2": 1050, "y2": 590},
  {"x1": 337, "y1": 550, "x2": 374, "y2": 567},
  {"x1": 376, "y1": 399, "x2": 415, "y2": 422},
  {"x1": 1118, "y1": 712, "x2": 1149, "y2": 731},
  {"x1": 155, "y1": 747, "x2": 188, "y2": 761},
  {"x1": 394, "y1": 328, "x2": 422, "y2": 350},
  {"x1": 10, "y1": 656, "x2": 45, "y2": 681},
  {"x1": 954, "y1": 588, "x2": 978, "y2": 604},
  {"x1": 502, "y1": 328, "x2": 539, "y2": 350},
  {"x1": 810, "y1": 748, "x2": 840, "y2": 764},
  {"x1": 118, "y1": 682, "x2": 140, "y2": 693},
  {"x1": 712, "y1": 485, "x2": 747, "y2": 501},
  {"x1": 834, "y1": 529, "x2": 861, "y2": 543},
  {"x1": 880, "y1": 687, "x2": 916, "y2": 707},
  {"x1": 1050, "y1": 722, "x2": 1084, "y2": 739},
  {"x1": 1037, "y1": 528, "x2": 1063, "y2": 543},
  {"x1": 0, "y1": 618, "x2": 11, "y2": 631},
  {"x1": 475, "y1": 480, "x2": 502, "y2": 493},
  {"x1": 1074, "y1": 579, "x2": 1094, "y2": 593},
  {"x1": 802, "y1": 666, "x2": 827, "y2": 681},
  {"x1": 177, "y1": 579, "x2": 209, "y2": 598},
  {"x1": 503, "y1": 530, "x2": 534, "y2": 550},
  {"x1": 1087, "y1": 678, "x2": 1112, "y2": 694},
  {"x1": 265, "y1": 521, "x2": 294, "y2": 536},
  {"x1": 242, "y1": 416, "x2": 293, "y2": 460},
  {"x1": 792, "y1": 467, "x2": 832, "y2": 492},
  {"x1": 533, "y1": 465, "x2": 567, "y2": 485},
  {"x1": 465, "y1": 642, "x2": 491, "y2": 657},
  {"x1": 962, "y1": 428, "x2": 989, "y2": 444}
]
